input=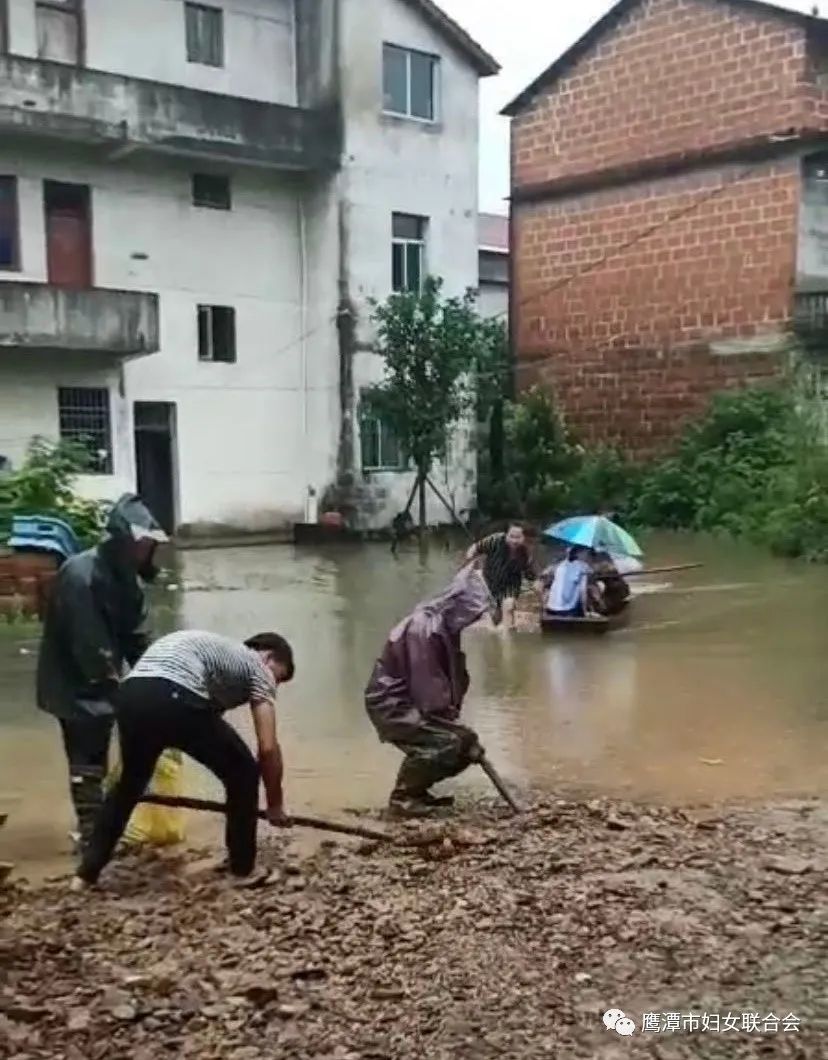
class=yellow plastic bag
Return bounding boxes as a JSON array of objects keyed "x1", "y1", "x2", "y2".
[{"x1": 106, "y1": 749, "x2": 186, "y2": 847}]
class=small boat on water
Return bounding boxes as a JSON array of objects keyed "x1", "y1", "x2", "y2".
[
  {"x1": 540, "y1": 609, "x2": 630, "y2": 636},
  {"x1": 537, "y1": 564, "x2": 703, "y2": 636}
]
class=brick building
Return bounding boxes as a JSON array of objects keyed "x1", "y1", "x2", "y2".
[{"x1": 504, "y1": 0, "x2": 828, "y2": 456}]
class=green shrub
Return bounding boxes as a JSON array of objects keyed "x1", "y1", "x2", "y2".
[
  {"x1": 629, "y1": 385, "x2": 828, "y2": 558},
  {"x1": 0, "y1": 437, "x2": 107, "y2": 547},
  {"x1": 631, "y1": 388, "x2": 795, "y2": 531},
  {"x1": 478, "y1": 380, "x2": 828, "y2": 561},
  {"x1": 477, "y1": 388, "x2": 637, "y2": 521},
  {"x1": 567, "y1": 446, "x2": 640, "y2": 520}
]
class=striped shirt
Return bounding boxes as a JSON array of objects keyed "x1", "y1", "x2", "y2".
[
  {"x1": 127, "y1": 630, "x2": 276, "y2": 712},
  {"x1": 472, "y1": 534, "x2": 537, "y2": 602}
]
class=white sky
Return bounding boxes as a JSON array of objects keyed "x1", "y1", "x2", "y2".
[{"x1": 436, "y1": 0, "x2": 821, "y2": 213}]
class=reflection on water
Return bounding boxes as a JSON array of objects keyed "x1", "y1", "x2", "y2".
[{"x1": 1, "y1": 533, "x2": 827, "y2": 878}]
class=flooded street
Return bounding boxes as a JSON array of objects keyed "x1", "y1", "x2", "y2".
[{"x1": 2, "y1": 534, "x2": 827, "y2": 878}]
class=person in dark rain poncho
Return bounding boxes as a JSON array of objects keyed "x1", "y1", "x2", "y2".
[
  {"x1": 365, "y1": 567, "x2": 494, "y2": 816},
  {"x1": 36, "y1": 494, "x2": 168, "y2": 848}
]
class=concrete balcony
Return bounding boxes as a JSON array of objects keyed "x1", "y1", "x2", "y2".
[
  {"x1": 0, "y1": 55, "x2": 340, "y2": 171},
  {"x1": 0, "y1": 282, "x2": 159, "y2": 357}
]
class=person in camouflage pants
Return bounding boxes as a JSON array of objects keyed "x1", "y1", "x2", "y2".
[{"x1": 365, "y1": 568, "x2": 494, "y2": 816}]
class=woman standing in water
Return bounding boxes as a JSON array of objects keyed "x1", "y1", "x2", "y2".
[{"x1": 465, "y1": 523, "x2": 538, "y2": 629}]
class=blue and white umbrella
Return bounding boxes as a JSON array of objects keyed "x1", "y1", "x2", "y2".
[{"x1": 542, "y1": 515, "x2": 643, "y2": 558}]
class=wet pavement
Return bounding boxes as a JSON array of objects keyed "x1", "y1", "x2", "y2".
[{"x1": 1, "y1": 534, "x2": 827, "y2": 879}]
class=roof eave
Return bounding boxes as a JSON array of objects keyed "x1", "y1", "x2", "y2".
[
  {"x1": 404, "y1": 0, "x2": 500, "y2": 77},
  {"x1": 501, "y1": 0, "x2": 636, "y2": 117},
  {"x1": 501, "y1": 0, "x2": 828, "y2": 118}
]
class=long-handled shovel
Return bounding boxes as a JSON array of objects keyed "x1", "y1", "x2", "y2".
[
  {"x1": 469, "y1": 746, "x2": 522, "y2": 815},
  {"x1": 139, "y1": 794, "x2": 392, "y2": 843},
  {"x1": 0, "y1": 811, "x2": 12, "y2": 885}
]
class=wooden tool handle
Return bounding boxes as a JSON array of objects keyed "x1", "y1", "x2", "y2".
[
  {"x1": 139, "y1": 793, "x2": 391, "y2": 843},
  {"x1": 471, "y1": 752, "x2": 522, "y2": 815},
  {"x1": 625, "y1": 563, "x2": 703, "y2": 577}
]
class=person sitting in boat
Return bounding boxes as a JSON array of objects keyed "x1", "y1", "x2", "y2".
[
  {"x1": 591, "y1": 551, "x2": 631, "y2": 617},
  {"x1": 608, "y1": 552, "x2": 643, "y2": 577},
  {"x1": 546, "y1": 547, "x2": 599, "y2": 618}
]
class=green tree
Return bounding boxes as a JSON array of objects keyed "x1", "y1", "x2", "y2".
[
  {"x1": 477, "y1": 387, "x2": 637, "y2": 522},
  {"x1": 474, "y1": 317, "x2": 510, "y2": 483},
  {"x1": 479, "y1": 387, "x2": 581, "y2": 519},
  {"x1": 369, "y1": 277, "x2": 487, "y2": 531}
]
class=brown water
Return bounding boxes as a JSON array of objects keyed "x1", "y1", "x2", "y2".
[{"x1": 1, "y1": 535, "x2": 827, "y2": 879}]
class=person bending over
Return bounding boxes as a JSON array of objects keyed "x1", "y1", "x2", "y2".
[
  {"x1": 365, "y1": 568, "x2": 493, "y2": 816},
  {"x1": 73, "y1": 629, "x2": 294, "y2": 888}
]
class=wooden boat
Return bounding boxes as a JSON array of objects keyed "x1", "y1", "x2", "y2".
[
  {"x1": 540, "y1": 608, "x2": 629, "y2": 636},
  {"x1": 536, "y1": 564, "x2": 702, "y2": 637}
]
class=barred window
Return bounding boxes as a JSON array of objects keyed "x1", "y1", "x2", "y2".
[{"x1": 57, "y1": 386, "x2": 113, "y2": 474}]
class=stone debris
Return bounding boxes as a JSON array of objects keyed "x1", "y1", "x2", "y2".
[{"x1": 1, "y1": 794, "x2": 826, "y2": 1059}]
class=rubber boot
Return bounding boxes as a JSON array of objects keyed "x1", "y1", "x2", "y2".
[{"x1": 69, "y1": 768, "x2": 105, "y2": 850}]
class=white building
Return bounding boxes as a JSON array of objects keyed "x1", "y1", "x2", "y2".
[
  {"x1": 477, "y1": 212, "x2": 509, "y2": 322},
  {"x1": 0, "y1": 0, "x2": 497, "y2": 535}
]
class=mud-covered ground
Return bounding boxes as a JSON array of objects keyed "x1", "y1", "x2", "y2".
[{"x1": 2, "y1": 796, "x2": 826, "y2": 1059}]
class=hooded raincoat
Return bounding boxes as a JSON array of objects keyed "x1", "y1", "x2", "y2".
[
  {"x1": 365, "y1": 568, "x2": 492, "y2": 740},
  {"x1": 36, "y1": 494, "x2": 167, "y2": 721}
]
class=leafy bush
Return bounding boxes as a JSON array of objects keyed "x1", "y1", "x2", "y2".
[
  {"x1": 477, "y1": 381, "x2": 828, "y2": 561},
  {"x1": 0, "y1": 438, "x2": 108, "y2": 547},
  {"x1": 629, "y1": 385, "x2": 828, "y2": 559},
  {"x1": 568, "y1": 446, "x2": 641, "y2": 520},
  {"x1": 477, "y1": 387, "x2": 636, "y2": 521},
  {"x1": 630, "y1": 388, "x2": 795, "y2": 532}
]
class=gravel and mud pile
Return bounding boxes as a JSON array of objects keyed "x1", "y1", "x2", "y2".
[{"x1": 2, "y1": 796, "x2": 826, "y2": 1059}]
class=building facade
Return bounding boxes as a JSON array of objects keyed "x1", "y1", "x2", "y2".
[
  {"x1": 477, "y1": 212, "x2": 509, "y2": 321},
  {"x1": 0, "y1": 0, "x2": 497, "y2": 533},
  {"x1": 504, "y1": 0, "x2": 828, "y2": 458}
]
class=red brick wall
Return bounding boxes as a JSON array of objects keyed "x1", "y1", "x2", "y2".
[
  {"x1": 512, "y1": 0, "x2": 810, "y2": 189},
  {"x1": 513, "y1": 160, "x2": 799, "y2": 456},
  {"x1": 0, "y1": 553, "x2": 58, "y2": 619}
]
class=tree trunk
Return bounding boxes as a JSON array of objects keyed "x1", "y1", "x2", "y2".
[
  {"x1": 417, "y1": 469, "x2": 427, "y2": 538},
  {"x1": 489, "y1": 400, "x2": 504, "y2": 481}
]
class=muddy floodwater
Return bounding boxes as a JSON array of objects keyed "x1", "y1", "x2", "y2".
[{"x1": 2, "y1": 534, "x2": 827, "y2": 878}]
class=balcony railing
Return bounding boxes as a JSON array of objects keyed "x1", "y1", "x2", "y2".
[
  {"x1": 0, "y1": 282, "x2": 159, "y2": 357},
  {"x1": 0, "y1": 55, "x2": 340, "y2": 171}
]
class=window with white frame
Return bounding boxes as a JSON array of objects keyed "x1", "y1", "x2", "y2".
[
  {"x1": 392, "y1": 213, "x2": 427, "y2": 294},
  {"x1": 383, "y1": 44, "x2": 439, "y2": 121},
  {"x1": 57, "y1": 386, "x2": 113, "y2": 473},
  {"x1": 185, "y1": 2, "x2": 224, "y2": 67},
  {"x1": 359, "y1": 394, "x2": 406, "y2": 472}
]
